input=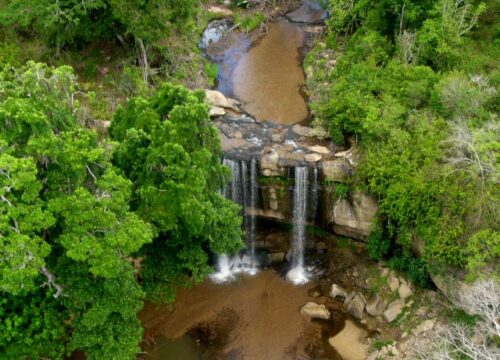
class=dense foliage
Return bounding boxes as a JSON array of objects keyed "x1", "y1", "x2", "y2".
[
  {"x1": 308, "y1": 0, "x2": 499, "y2": 281},
  {"x1": 110, "y1": 83, "x2": 243, "y2": 301},
  {"x1": 0, "y1": 0, "x2": 199, "y2": 48},
  {"x1": 0, "y1": 62, "x2": 241, "y2": 359}
]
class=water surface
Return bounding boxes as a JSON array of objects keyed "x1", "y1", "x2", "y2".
[{"x1": 211, "y1": 20, "x2": 309, "y2": 125}]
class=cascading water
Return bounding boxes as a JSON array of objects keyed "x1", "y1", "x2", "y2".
[
  {"x1": 309, "y1": 165, "x2": 319, "y2": 224},
  {"x1": 286, "y1": 166, "x2": 310, "y2": 284},
  {"x1": 248, "y1": 158, "x2": 258, "y2": 272},
  {"x1": 212, "y1": 157, "x2": 259, "y2": 282}
]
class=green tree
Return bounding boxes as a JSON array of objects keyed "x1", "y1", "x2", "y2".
[
  {"x1": 111, "y1": 83, "x2": 243, "y2": 302},
  {"x1": 0, "y1": 62, "x2": 153, "y2": 359}
]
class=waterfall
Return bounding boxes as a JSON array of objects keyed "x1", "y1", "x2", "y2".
[
  {"x1": 309, "y1": 165, "x2": 319, "y2": 224},
  {"x1": 286, "y1": 166, "x2": 310, "y2": 284},
  {"x1": 212, "y1": 157, "x2": 259, "y2": 282},
  {"x1": 248, "y1": 158, "x2": 258, "y2": 272}
]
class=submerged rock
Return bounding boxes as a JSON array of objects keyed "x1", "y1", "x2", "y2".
[{"x1": 300, "y1": 302, "x2": 331, "y2": 320}]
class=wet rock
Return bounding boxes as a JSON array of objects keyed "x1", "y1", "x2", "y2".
[
  {"x1": 267, "y1": 252, "x2": 285, "y2": 264},
  {"x1": 331, "y1": 192, "x2": 378, "y2": 240},
  {"x1": 388, "y1": 273, "x2": 400, "y2": 292},
  {"x1": 200, "y1": 20, "x2": 231, "y2": 49},
  {"x1": 383, "y1": 299, "x2": 405, "y2": 323},
  {"x1": 209, "y1": 106, "x2": 226, "y2": 117},
  {"x1": 271, "y1": 133, "x2": 284, "y2": 142},
  {"x1": 220, "y1": 135, "x2": 252, "y2": 152},
  {"x1": 260, "y1": 148, "x2": 283, "y2": 176},
  {"x1": 398, "y1": 283, "x2": 413, "y2": 299},
  {"x1": 411, "y1": 319, "x2": 435, "y2": 336},
  {"x1": 308, "y1": 287, "x2": 322, "y2": 298},
  {"x1": 278, "y1": 149, "x2": 305, "y2": 164},
  {"x1": 347, "y1": 293, "x2": 366, "y2": 320},
  {"x1": 330, "y1": 284, "x2": 347, "y2": 300},
  {"x1": 305, "y1": 153, "x2": 322, "y2": 162},
  {"x1": 205, "y1": 89, "x2": 240, "y2": 112},
  {"x1": 300, "y1": 302, "x2": 331, "y2": 320},
  {"x1": 307, "y1": 145, "x2": 330, "y2": 154},
  {"x1": 366, "y1": 294, "x2": 386, "y2": 317},
  {"x1": 291, "y1": 124, "x2": 312, "y2": 137}
]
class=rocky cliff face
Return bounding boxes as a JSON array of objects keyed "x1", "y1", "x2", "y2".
[{"x1": 207, "y1": 90, "x2": 378, "y2": 241}]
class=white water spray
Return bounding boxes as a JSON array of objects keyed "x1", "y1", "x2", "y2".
[
  {"x1": 212, "y1": 158, "x2": 259, "y2": 282},
  {"x1": 287, "y1": 166, "x2": 310, "y2": 285}
]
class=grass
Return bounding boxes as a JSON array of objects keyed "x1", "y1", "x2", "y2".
[{"x1": 372, "y1": 339, "x2": 393, "y2": 350}]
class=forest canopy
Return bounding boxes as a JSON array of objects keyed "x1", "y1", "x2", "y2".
[{"x1": 0, "y1": 62, "x2": 242, "y2": 359}]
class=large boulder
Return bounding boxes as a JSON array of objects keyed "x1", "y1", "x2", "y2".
[
  {"x1": 366, "y1": 294, "x2": 386, "y2": 317},
  {"x1": 300, "y1": 302, "x2": 331, "y2": 320},
  {"x1": 331, "y1": 191, "x2": 378, "y2": 240},
  {"x1": 383, "y1": 299, "x2": 405, "y2": 323}
]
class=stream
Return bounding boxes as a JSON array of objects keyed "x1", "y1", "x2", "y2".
[{"x1": 140, "y1": 2, "x2": 370, "y2": 359}]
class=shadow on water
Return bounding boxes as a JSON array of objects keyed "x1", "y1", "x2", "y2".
[{"x1": 140, "y1": 334, "x2": 201, "y2": 360}]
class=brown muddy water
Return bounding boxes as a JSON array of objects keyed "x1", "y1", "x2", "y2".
[
  {"x1": 140, "y1": 271, "x2": 315, "y2": 359},
  {"x1": 232, "y1": 20, "x2": 308, "y2": 125},
  {"x1": 209, "y1": 19, "x2": 309, "y2": 125}
]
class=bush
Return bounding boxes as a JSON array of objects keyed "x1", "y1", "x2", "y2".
[
  {"x1": 367, "y1": 222, "x2": 391, "y2": 261},
  {"x1": 388, "y1": 255, "x2": 430, "y2": 288},
  {"x1": 334, "y1": 182, "x2": 350, "y2": 199}
]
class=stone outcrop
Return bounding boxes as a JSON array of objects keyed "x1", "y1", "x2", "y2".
[
  {"x1": 300, "y1": 302, "x2": 331, "y2": 320},
  {"x1": 331, "y1": 192, "x2": 378, "y2": 240}
]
